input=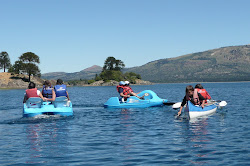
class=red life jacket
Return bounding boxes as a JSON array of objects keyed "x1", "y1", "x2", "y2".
[
  {"x1": 116, "y1": 85, "x2": 123, "y2": 93},
  {"x1": 26, "y1": 88, "x2": 39, "y2": 99},
  {"x1": 196, "y1": 88, "x2": 211, "y2": 102},
  {"x1": 127, "y1": 86, "x2": 133, "y2": 92},
  {"x1": 122, "y1": 86, "x2": 131, "y2": 95},
  {"x1": 116, "y1": 85, "x2": 131, "y2": 100}
]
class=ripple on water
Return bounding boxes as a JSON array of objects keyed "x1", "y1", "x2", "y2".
[{"x1": 0, "y1": 82, "x2": 249, "y2": 165}]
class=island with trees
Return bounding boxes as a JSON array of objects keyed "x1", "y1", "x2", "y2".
[
  {"x1": 67, "y1": 56, "x2": 152, "y2": 86},
  {"x1": 0, "y1": 52, "x2": 150, "y2": 89}
]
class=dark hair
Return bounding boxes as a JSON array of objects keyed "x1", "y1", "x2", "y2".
[
  {"x1": 43, "y1": 80, "x2": 51, "y2": 88},
  {"x1": 56, "y1": 79, "x2": 63, "y2": 85},
  {"x1": 195, "y1": 84, "x2": 203, "y2": 89},
  {"x1": 28, "y1": 82, "x2": 36, "y2": 89},
  {"x1": 186, "y1": 85, "x2": 194, "y2": 93}
]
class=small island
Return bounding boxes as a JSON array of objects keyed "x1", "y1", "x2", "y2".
[{"x1": 0, "y1": 53, "x2": 151, "y2": 89}]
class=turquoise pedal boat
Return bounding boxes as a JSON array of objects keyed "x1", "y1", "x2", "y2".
[
  {"x1": 23, "y1": 97, "x2": 73, "y2": 117},
  {"x1": 104, "y1": 90, "x2": 168, "y2": 108}
]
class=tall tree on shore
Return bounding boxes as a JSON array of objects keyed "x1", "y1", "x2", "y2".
[
  {"x1": 8, "y1": 60, "x2": 24, "y2": 74},
  {"x1": 0, "y1": 51, "x2": 11, "y2": 72},
  {"x1": 19, "y1": 52, "x2": 41, "y2": 82},
  {"x1": 103, "y1": 56, "x2": 125, "y2": 71}
]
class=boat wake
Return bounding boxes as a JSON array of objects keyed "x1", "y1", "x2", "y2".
[{"x1": 1, "y1": 115, "x2": 74, "y2": 124}]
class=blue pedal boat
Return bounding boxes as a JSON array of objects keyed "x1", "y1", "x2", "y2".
[
  {"x1": 23, "y1": 97, "x2": 73, "y2": 117},
  {"x1": 184, "y1": 101, "x2": 217, "y2": 119},
  {"x1": 104, "y1": 90, "x2": 168, "y2": 108}
]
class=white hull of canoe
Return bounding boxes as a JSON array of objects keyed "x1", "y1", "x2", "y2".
[
  {"x1": 186, "y1": 107, "x2": 217, "y2": 119},
  {"x1": 184, "y1": 101, "x2": 218, "y2": 119}
]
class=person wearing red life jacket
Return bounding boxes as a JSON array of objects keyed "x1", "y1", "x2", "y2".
[
  {"x1": 195, "y1": 84, "x2": 211, "y2": 103},
  {"x1": 177, "y1": 85, "x2": 205, "y2": 116},
  {"x1": 116, "y1": 81, "x2": 141, "y2": 102},
  {"x1": 23, "y1": 82, "x2": 45, "y2": 103},
  {"x1": 42, "y1": 80, "x2": 56, "y2": 101},
  {"x1": 124, "y1": 81, "x2": 144, "y2": 99},
  {"x1": 117, "y1": 81, "x2": 129, "y2": 102}
]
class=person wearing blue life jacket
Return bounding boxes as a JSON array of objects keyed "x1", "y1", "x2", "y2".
[
  {"x1": 54, "y1": 79, "x2": 70, "y2": 100},
  {"x1": 42, "y1": 80, "x2": 56, "y2": 101}
]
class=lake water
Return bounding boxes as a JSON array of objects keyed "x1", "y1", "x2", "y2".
[{"x1": 0, "y1": 82, "x2": 249, "y2": 165}]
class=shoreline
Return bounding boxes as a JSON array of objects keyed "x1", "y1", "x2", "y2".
[
  {"x1": 153, "y1": 81, "x2": 250, "y2": 84},
  {"x1": 1, "y1": 81, "x2": 249, "y2": 90}
]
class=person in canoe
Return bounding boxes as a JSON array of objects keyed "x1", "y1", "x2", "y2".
[
  {"x1": 195, "y1": 84, "x2": 211, "y2": 103},
  {"x1": 177, "y1": 85, "x2": 205, "y2": 116},
  {"x1": 42, "y1": 80, "x2": 56, "y2": 101},
  {"x1": 117, "y1": 81, "x2": 142, "y2": 102},
  {"x1": 23, "y1": 82, "x2": 45, "y2": 103},
  {"x1": 54, "y1": 79, "x2": 70, "y2": 100}
]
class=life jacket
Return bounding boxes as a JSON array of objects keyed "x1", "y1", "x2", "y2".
[
  {"x1": 42, "y1": 85, "x2": 53, "y2": 98},
  {"x1": 54, "y1": 84, "x2": 67, "y2": 97},
  {"x1": 122, "y1": 86, "x2": 131, "y2": 95},
  {"x1": 116, "y1": 85, "x2": 123, "y2": 93},
  {"x1": 127, "y1": 86, "x2": 133, "y2": 92},
  {"x1": 196, "y1": 88, "x2": 211, "y2": 103},
  {"x1": 26, "y1": 88, "x2": 39, "y2": 99},
  {"x1": 116, "y1": 85, "x2": 131, "y2": 99},
  {"x1": 186, "y1": 89, "x2": 200, "y2": 105}
]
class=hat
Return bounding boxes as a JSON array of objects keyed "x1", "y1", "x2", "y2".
[
  {"x1": 124, "y1": 81, "x2": 130, "y2": 85},
  {"x1": 119, "y1": 81, "x2": 125, "y2": 85}
]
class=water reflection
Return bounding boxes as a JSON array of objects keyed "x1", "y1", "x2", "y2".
[
  {"x1": 119, "y1": 109, "x2": 134, "y2": 165},
  {"x1": 25, "y1": 118, "x2": 70, "y2": 164},
  {"x1": 189, "y1": 118, "x2": 216, "y2": 165},
  {"x1": 177, "y1": 117, "x2": 215, "y2": 165}
]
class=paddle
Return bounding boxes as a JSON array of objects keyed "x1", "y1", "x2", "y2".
[
  {"x1": 172, "y1": 102, "x2": 182, "y2": 109},
  {"x1": 171, "y1": 100, "x2": 227, "y2": 109},
  {"x1": 163, "y1": 102, "x2": 177, "y2": 106},
  {"x1": 218, "y1": 101, "x2": 227, "y2": 108}
]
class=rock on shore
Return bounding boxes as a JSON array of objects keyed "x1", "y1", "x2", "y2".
[{"x1": 0, "y1": 72, "x2": 43, "y2": 89}]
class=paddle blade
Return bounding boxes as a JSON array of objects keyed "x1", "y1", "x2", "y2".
[
  {"x1": 219, "y1": 101, "x2": 227, "y2": 108},
  {"x1": 172, "y1": 102, "x2": 182, "y2": 109}
]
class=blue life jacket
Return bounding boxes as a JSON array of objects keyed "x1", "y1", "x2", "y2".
[
  {"x1": 54, "y1": 84, "x2": 67, "y2": 97},
  {"x1": 42, "y1": 85, "x2": 53, "y2": 98}
]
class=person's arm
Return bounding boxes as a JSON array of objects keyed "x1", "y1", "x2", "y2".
[
  {"x1": 39, "y1": 93, "x2": 45, "y2": 101},
  {"x1": 130, "y1": 91, "x2": 140, "y2": 98},
  {"x1": 178, "y1": 97, "x2": 186, "y2": 116},
  {"x1": 23, "y1": 94, "x2": 28, "y2": 103},
  {"x1": 178, "y1": 106, "x2": 183, "y2": 116},
  {"x1": 45, "y1": 90, "x2": 56, "y2": 101},
  {"x1": 66, "y1": 91, "x2": 70, "y2": 100},
  {"x1": 198, "y1": 93, "x2": 205, "y2": 108},
  {"x1": 120, "y1": 92, "x2": 130, "y2": 98},
  {"x1": 201, "y1": 100, "x2": 205, "y2": 109}
]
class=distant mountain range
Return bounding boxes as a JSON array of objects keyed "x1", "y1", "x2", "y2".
[
  {"x1": 42, "y1": 45, "x2": 250, "y2": 83},
  {"x1": 124, "y1": 45, "x2": 250, "y2": 82},
  {"x1": 42, "y1": 65, "x2": 102, "y2": 81}
]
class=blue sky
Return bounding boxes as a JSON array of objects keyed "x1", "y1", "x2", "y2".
[{"x1": 0, "y1": 0, "x2": 249, "y2": 74}]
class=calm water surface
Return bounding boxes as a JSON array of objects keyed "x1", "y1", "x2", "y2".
[{"x1": 0, "y1": 82, "x2": 249, "y2": 165}]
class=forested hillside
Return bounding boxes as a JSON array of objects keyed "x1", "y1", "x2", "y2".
[{"x1": 125, "y1": 45, "x2": 250, "y2": 82}]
